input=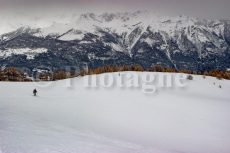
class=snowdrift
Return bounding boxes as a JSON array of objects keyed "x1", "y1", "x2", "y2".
[{"x1": 0, "y1": 72, "x2": 230, "y2": 153}]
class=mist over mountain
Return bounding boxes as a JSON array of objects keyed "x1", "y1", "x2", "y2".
[{"x1": 1, "y1": 0, "x2": 230, "y2": 19}]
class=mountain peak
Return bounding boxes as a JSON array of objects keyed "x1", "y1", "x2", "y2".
[{"x1": 0, "y1": 11, "x2": 230, "y2": 72}]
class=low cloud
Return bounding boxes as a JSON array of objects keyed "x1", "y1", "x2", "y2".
[{"x1": 0, "y1": 0, "x2": 229, "y2": 19}]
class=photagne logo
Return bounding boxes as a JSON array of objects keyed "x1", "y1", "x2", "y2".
[
  {"x1": 84, "y1": 72, "x2": 188, "y2": 94},
  {"x1": 1, "y1": 65, "x2": 189, "y2": 94}
]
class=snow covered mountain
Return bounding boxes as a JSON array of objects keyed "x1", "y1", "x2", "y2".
[{"x1": 0, "y1": 11, "x2": 230, "y2": 71}]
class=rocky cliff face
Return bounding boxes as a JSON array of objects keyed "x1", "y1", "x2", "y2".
[{"x1": 0, "y1": 11, "x2": 230, "y2": 72}]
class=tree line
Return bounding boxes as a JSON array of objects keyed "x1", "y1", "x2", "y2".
[
  {"x1": 81, "y1": 65, "x2": 230, "y2": 80},
  {"x1": 1, "y1": 65, "x2": 230, "y2": 81},
  {"x1": 0, "y1": 67, "x2": 31, "y2": 82}
]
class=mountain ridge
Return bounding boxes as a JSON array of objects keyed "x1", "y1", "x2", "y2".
[{"x1": 0, "y1": 11, "x2": 230, "y2": 72}]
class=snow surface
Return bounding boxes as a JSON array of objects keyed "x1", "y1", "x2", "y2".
[
  {"x1": 0, "y1": 48, "x2": 48, "y2": 60},
  {"x1": 0, "y1": 72, "x2": 230, "y2": 153}
]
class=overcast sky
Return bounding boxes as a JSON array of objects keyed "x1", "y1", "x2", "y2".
[{"x1": 0, "y1": 0, "x2": 229, "y2": 19}]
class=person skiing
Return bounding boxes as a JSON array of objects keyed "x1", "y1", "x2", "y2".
[{"x1": 33, "y1": 89, "x2": 37, "y2": 96}]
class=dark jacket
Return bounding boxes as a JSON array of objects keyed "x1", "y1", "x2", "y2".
[{"x1": 33, "y1": 89, "x2": 37, "y2": 95}]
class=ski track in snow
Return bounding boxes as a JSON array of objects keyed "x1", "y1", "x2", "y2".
[{"x1": 0, "y1": 72, "x2": 230, "y2": 153}]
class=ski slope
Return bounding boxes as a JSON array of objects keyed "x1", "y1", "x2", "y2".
[{"x1": 0, "y1": 72, "x2": 230, "y2": 153}]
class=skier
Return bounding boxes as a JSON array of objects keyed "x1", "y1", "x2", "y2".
[{"x1": 33, "y1": 89, "x2": 37, "y2": 96}]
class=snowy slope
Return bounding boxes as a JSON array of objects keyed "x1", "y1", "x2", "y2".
[
  {"x1": 0, "y1": 48, "x2": 48, "y2": 60},
  {"x1": 0, "y1": 72, "x2": 230, "y2": 153}
]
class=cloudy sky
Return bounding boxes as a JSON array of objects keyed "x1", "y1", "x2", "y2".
[{"x1": 0, "y1": 0, "x2": 229, "y2": 19}]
